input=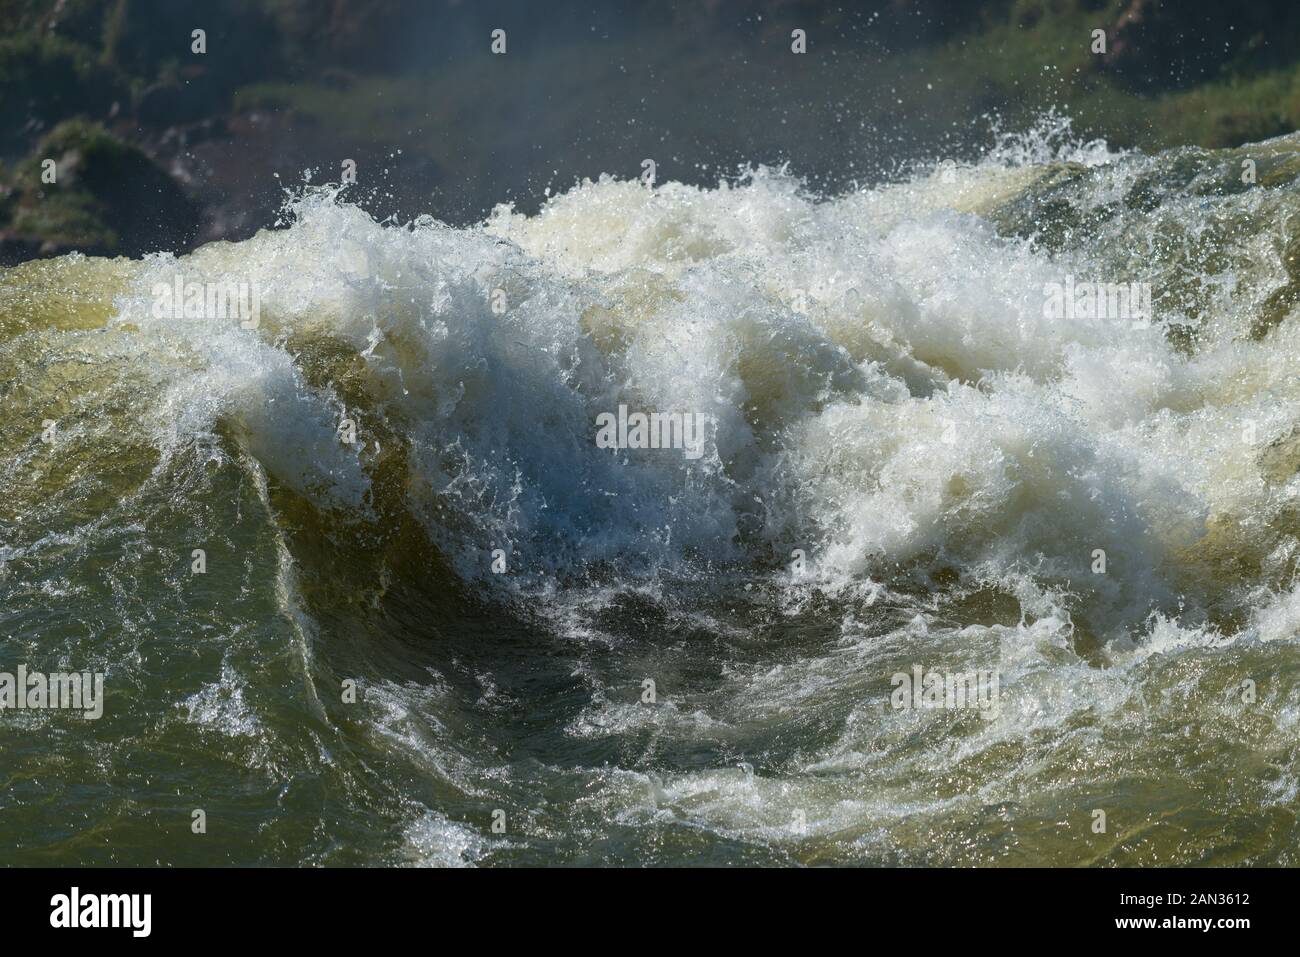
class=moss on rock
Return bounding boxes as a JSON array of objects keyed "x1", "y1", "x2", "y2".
[{"x1": 0, "y1": 119, "x2": 197, "y2": 262}]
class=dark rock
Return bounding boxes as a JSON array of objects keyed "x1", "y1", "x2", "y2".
[{"x1": 0, "y1": 119, "x2": 199, "y2": 259}]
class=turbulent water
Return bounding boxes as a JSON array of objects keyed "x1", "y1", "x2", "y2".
[{"x1": 5, "y1": 120, "x2": 1300, "y2": 865}]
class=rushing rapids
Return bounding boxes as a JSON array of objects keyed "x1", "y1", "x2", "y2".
[{"x1": 3, "y1": 119, "x2": 1300, "y2": 865}]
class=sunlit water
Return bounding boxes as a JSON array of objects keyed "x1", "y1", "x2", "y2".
[{"x1": 3, "y1": 119, "x2": 1300, "y2": 865}]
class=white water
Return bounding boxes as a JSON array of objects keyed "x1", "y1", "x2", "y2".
[
  {"x1": 92, "y1": 120, "x2": 1300, "y2": 650},
  {"x1": 8, "y1": 118, "x2": 1300, "y2": 864}
]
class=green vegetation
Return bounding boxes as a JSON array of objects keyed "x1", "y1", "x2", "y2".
[{"x1": 1, "y1": 119, "x2": 196, "y2": 258}]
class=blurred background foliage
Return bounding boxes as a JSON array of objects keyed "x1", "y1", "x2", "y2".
[{"x1": 2, "y1": 0, "x2": 1299, "y2": 261}]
